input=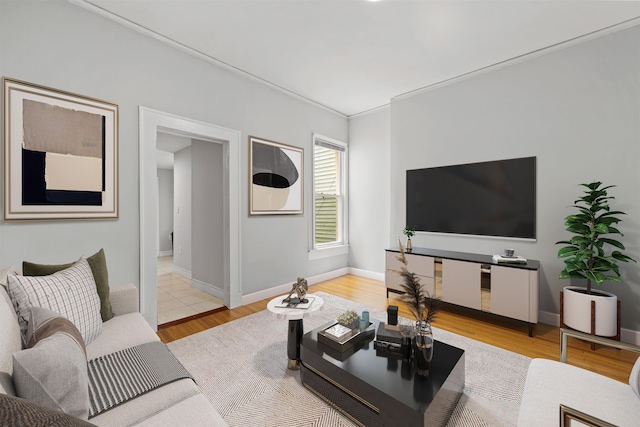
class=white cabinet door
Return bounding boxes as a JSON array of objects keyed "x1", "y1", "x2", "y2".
[
  {"x1": 385, "y1": 251, "x2": 403, "y2": 292},
  {"x1": 491, "y1": 266, "x2": 535, "y2": 322},
  {"x1": 406, "y1": 254, "x2": 434, "y2": 277},
  {"x1": 442, "y1": 259, "x2": 481, "y2": 310},
  {"x1": 385, "y1": 252, "x2": 434, "y2": 294}
]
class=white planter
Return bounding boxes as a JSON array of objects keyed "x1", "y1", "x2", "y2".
[{"x1": 563, "y1": 286, "x2": 618, "y2": 337}]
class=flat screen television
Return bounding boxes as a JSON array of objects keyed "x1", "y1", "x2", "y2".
[{"x1": 406, "y1": 157, "x2": 536, "y2": 239}]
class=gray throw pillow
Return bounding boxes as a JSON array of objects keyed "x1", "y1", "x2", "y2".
[
  {"x1": 12, "y1": 307, "x2": 89, "y2": 420},
  {"x1": 7, "y1": 257, "x2": 102, "y2": 344}
]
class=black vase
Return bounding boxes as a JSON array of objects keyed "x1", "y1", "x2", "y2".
[{"x1": 413, "y1": 321, "x2": 433, "y2": 375}]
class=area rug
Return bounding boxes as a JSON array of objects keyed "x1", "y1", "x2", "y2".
[{"x1": 167, "y1": 292, "x2": 531, "y2": 426}]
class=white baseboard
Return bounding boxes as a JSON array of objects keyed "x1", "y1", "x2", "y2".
[
  {"x1": 158, "y1": 250, "x2": 173, "y2": 257},
  {"x1": 172, "y1": 265, "x2": 191, "y2": 280},
  {"x1": 191, "y1": 278, "x2": 224, "y2": 300},
  {"x1": 348, "y1": 267, "x2": 384, "y2": 282},
  {"x1": 539, "y1": 310, "x2": 640, "y2": 345},
  {"x1": 241, "y1": 267, "x2": 349, "y2": 305}
]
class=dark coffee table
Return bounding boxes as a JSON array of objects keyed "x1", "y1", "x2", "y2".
[{"x1": 300, "y1": 319, "x2": 465, "y2": 427}]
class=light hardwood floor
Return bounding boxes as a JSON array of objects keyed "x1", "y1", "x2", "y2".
[{"x1": 157, "y1": 274, "x2": 637, "y2": 384}]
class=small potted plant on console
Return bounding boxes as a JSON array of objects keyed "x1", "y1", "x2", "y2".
[
  {"x1": 556, "y1": 181, "x2": 636, "y2": 340},
  {"x1": 403, "y1": 226, "x2": 416, "y2": 252}
]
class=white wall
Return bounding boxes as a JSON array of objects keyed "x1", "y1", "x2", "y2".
[
  {"x1": 191, "y1": 139, "x2": 224, "y2": 293},
  {"x1": 157, "y1": 168, "x2": 174, "y2": 254},
  {"x1": 173, "y1": 147, "x2": 192, "y2": 275},
  {"x1": 348, "y1": 107, "x2": 391, "y2": 275},
  {"x1": 389, "y1": 25, "x2": 640, "y2": 330},
  {"x1": 0, "y1": 1, "x2": 348, "y2": 294}
]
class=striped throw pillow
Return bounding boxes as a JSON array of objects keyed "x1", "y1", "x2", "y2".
[{"x1": 7, "y1": 257, "x2": 102, "y2": 345}]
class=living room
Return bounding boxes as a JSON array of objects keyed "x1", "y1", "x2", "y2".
[{"x1": 1, "y1": 1, "x2": 640, "y2": 426}]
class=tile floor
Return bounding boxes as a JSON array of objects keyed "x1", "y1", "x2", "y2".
[{"x1": 157, "y1": 256, "x2": 225, "y2": 325}]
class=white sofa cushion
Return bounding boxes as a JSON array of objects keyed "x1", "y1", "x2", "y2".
[
  {"x1": 630, "y1": 356, "x2": 640, "y2": 399},
  {"x1": 89, "y1": 379, "x2": 199, "y2": 427},
  {"x1": 517, "y1": 358, "x2": 640, "y2": 427},
  {"x1": 7, "y1": 258, "x2": 102, "y2": 344},
  {"x1": 133, "y1": 394, "x2": 227, "y2": 427},
  {"x1": 0, "y1": 266, "x2": 22, "y2": 396},
  {"x1": 86, "y1": 312, "x2": 159, "y2": 360}
]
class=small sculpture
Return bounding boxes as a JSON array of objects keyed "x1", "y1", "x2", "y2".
[{"x1": 284, "y1": 277, "x2": 308, "y2": 305}]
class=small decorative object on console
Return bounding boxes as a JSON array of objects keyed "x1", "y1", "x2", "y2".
[
  {"x1": 492, "y1": 254, "x2": 528, "y2": 264},
  {"x1": 403, "y1": 226, "x2": 416, "y2": 252}
]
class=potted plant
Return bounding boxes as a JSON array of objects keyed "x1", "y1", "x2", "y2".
[
  {"x1": 556, "y1": 181, "x2": 636, "y2": 337},
  {"x1": 403, "y1": 226, "x2": 416, "y2": 252},
  {"x1": 336, "y1": 309, "x2": 360, "y2": 330}
]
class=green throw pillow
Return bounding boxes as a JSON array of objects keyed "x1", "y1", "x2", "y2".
[{"x1": 22, "y1": 249, "x2": 114, "y2": 321}]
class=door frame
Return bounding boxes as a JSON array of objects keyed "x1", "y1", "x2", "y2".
[{"x1": 139, "y1": 107, "x2": 242, "y2": 330}]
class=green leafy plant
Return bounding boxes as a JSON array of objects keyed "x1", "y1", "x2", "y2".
[
  {"x1": 556, "y1": 181, "x2": 636, "y2": 294},
  {"x1": 392, "y1": 239, "x2": 439, "y2": 323},
  {"x1": 403, "y1": 226, "x2": 416, "y2": 238}
]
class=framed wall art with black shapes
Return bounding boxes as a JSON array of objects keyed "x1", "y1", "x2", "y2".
[
  {"x1": 249, "y1": 136, "x2": 303, "y2": 215},
  {"x1": 3, "y1": 78, "x2": 119, "y2": 221}
]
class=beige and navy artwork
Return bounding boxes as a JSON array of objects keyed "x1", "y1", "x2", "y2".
[
  {"x1": 22, "y1": 99, "x2": 105, "y2": 206},
  {"x1": 250, "y1": 136, "x2": 303, "y2": 215},
  {"x1": 3, "y1": 78, "x2": 118, "y2": 220}
]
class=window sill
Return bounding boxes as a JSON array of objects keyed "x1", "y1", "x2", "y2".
[{"x1": 308, "y1": 245, "x2": 349, "y2": 260}]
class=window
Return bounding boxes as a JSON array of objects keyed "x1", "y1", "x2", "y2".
[{"x1": 312, "y1": 134, "x2": 348, "y2": 251}]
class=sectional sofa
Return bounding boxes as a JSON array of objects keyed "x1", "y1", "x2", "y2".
[{"x1": 0, "y1": 264, "x2": 226, "y2": 426}]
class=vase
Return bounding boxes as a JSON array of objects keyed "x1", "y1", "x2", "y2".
[
  {"x1": 413, "y1": 321, "x2": 433, "y2": 375},
  {"x1": 562, "y1": 286, "x2": 618, "y2": 337},
  {"x1": 406, "y1": 237, "x2": 412, "y2": 252}
]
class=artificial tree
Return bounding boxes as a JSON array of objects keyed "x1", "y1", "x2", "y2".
[{"x1": 556, "y1": 181, "x2": 636, "y2": 294}]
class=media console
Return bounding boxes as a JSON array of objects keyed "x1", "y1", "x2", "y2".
[{"x1": 385, "y1": 247, "x2": 540, "y2": 336}]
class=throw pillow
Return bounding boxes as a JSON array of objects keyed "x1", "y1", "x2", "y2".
[
  {"x1": 23, "y1": 249, "x2": 114, "y2": 321},
  {"x1": 25, "y1": 306, "x2": 86, "y2": 357},
  {"x1": 0, "y1": 394, "x2": 97, "y2": 427},
  {"x1": 12, "y1": 307, "x2": 90, "y2": 420},
  {"x1": 630, "y1": 356, "x2": 640, "y2": 399},
  {"x1": 7, "y1": 257, "x2": 102, "y2": 344}
]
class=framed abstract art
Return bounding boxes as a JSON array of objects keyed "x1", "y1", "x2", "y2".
[
  {"x1": 3, "y1": 78, "x2": 119, "y2": 220},
  {"x1": 249, "y1": 136, "x2": 303, "y2": 215}
]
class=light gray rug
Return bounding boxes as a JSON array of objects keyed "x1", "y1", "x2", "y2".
[{"x1": 167, "y1": 292, "x2": 531, "y2": 426}]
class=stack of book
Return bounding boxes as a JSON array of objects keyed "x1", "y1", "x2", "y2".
[
  {"x1": 492, "y1": 254, "x2": 528, "y2": 264},
  {"x1": 374, "y1": 322, "x2": 405, "y2": 355},
  {"x1": 323, "y1": 323, "x2": 353, "y2": 343}
]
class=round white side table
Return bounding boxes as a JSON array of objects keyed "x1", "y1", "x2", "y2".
[{"x1": 267, "y1": 293, "x2": 324, "y2": 370}]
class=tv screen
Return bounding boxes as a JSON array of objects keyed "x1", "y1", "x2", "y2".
[{"x1": 406, "y1": 157, "x2": 536, "y2": 239}]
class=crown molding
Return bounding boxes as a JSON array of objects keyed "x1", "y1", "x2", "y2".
[
  {"x1": 67, "y1": 0, "x2": 348, "y2": 119},
  {"x1": 393, "y1": 17, "x2": 640, "y2": 102}
]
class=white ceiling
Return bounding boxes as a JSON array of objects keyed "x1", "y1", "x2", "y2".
[{"x1": 80, "y1": 0, "x2": 640, "y2": 117}]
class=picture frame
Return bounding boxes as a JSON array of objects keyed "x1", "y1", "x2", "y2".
[
  {"x1": 3, "y1": 78, "x2": 119, "y2": 221},
  {"x1": 560, "y1": 405, "x2": 615, "y2": 427},
  {"x1": 249, "y1": 136, "x2": 303, "y2": 215}
]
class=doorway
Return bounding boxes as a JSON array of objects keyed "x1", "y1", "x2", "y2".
[
  {"x1": 156, "y1": 134, "x2": 226, "y2": 325},
  {"x1": 139, "y1": 107, "x2": 242, "y2": 331}
]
